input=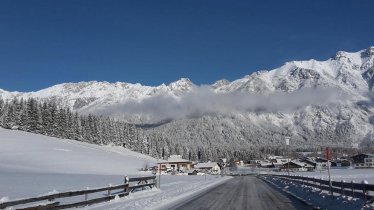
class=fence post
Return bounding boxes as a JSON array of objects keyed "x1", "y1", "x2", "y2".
[
  {"x1": 108, "y1": 184, "x2": 112, "y2": 196},
  {"x1": 362, "y1": 180, "x2": 368, "y2": 202},
  {"x1": 320, "y1": 178, "x2": 323, "y2": 192},
  {"x1": 124, "y1": 176, "x2": 129, "y2": 194},
  {"x1": 330, "y1": 178, "x2": 334, "y2": 198},
  {"x1": 341, "y1": 180, "x2": 344, "y2": 196},
  {"x1": 85, "y1": 187, "x2": 88, "y2": 201},
  {"x1": 351, "y1": 180, "x2": 354, "y2": 197}
]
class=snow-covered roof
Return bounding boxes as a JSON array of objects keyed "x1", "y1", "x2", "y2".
[
  {"x1": 195, "y1": 162, "x2": 218, "y2": 169},
  {"x1": 301, "y1": 158, "x2": 317, "y2": 165},
  {"x1": 259, "y1": 161, "x2": 272, "y2": 166},
  {"x1": 287, "y1": 161, "x2": 314, "y2": 168},
  {"x1": 268, "y1": 155, "x2": 286, "y2": 160},
  {"x1": 272, "y1": 158, "x2": 290, "y2": 165},
  {"x1": 350, "y1": 153, "x2": 374, "y2": 158},
  {"x1": 187, "y1": 169, "x2": 198, "y2": 173},
  {"x1": 158, "y1": 155, "x2": 191, "y2": 164}
]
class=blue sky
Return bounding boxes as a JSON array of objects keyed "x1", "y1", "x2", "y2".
[{"x1": 0, "y1": 0, "x2": 373, "y2": 91}]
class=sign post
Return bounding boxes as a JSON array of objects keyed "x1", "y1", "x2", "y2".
[
  {"x1": 158, "y1": 163, "x2": 162, "y2": 189},
  {"x1": 326, "y1": 146, "x2": 333, "y2": 198},
  {"x1": 285, "y1": 136, "x2": 290, "y2": 176}
]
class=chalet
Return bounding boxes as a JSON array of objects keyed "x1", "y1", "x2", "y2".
[
  {"x1": 157, "y1": 155, "x2": 192, "y2": 173},
  {"x1": 300, "y1": 158, "x2": 318, "y2": 169},
  {"x1": 281, "y1": 160, "x2": 314, "y2": 172},
  {"x1": 351, "y1": 153, "x2": 374, "y2": 168},
  {"x1": 195, "y1": 162, "x2": 221, "y2": 175}
]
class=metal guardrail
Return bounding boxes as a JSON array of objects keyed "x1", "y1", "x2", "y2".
[
  {"x1": 0, "y1": 175, "x2": 156, "y2": 209},
  {"x1": 264, "y1": 174, "x2": 374, "y2": 203}
]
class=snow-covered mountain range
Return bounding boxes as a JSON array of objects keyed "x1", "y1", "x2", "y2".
[{"x1": 1, "y1": 46, "x2": 374, "y2": 149}]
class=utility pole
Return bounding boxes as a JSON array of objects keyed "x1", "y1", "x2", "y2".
[{"x1": 285, "y1": 136, "x2": 290, "y2": 176}]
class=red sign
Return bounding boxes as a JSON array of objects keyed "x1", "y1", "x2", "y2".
[{"x1": 326, "y1": 147, "x2": 330, "y2": 160}]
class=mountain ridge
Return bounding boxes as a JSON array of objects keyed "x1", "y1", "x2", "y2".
[{"x1": 1, "y1": 46, "x2": 374, "y2": 151}]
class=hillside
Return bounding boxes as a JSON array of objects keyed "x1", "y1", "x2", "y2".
[{"x1": 0, "y1": 128, "x2": 155, "y2": 175}]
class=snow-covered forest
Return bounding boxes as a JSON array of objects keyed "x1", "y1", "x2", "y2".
[
  {"x1": 0, "y1": 98, "x2": 143, "y2": 151},
  {"x1": 0, "y1": 97, "x2": 371, "y2": 162},
  {"x1": 0, "y1": 98, "x2": 257, "y2": 161}
]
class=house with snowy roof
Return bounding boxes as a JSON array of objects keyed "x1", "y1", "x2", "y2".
[
  {"x1": 351, "y1": 153, "x2": 374, "y2": 168},
  {"x1": 281, "y1": 160, "x2": 314, "y2": 172},
  {"x1": 157, "y1": 155, "x2": 192, "y2": 173},
  {"x1": 195, "y1": 162, "x2": 221, "y2": 175}
]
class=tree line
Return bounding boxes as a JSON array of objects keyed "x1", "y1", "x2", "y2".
[{"x1": 0, "y1": 98, "x2": 144, "y2": 151}]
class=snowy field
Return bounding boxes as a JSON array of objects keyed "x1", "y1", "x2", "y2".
[{"x1": 0, "y1": 128, "x2": 231, "y2": 209}]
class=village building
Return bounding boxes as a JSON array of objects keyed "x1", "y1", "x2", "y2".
[
  {"x1": 351, "y1": 153, "x2": 374, "y2": 168},
  {"x1": 157, "y1": 155, "x2": 192, "y2": 173},
  {"x1": 258, "y1": 161, "x2": 273, "y2": 168},
  {"x1": 315, "y1": 157, "x2": 337, "y2": 167},
  {"x1": 281, "y1": 160, "x2": 314, "y2": 172},
  {"x1": 269, "y1": 157, "x2": 289, "y2": 168},
  {"x1": 300, "y1": 157, "x2": 337, "y2": 170},
  {"x1": 336, "y1": 158, "x2": 351, "y2": 167},
  {"x1": 195, "y1": 162, "x2": 221, "y2": 174},
  {"x1": 300, "y1": 157, "x2": 318, "y2": 169},
  {"x1": 218, "y1": 158, "x2": 227, "y2": 168}
]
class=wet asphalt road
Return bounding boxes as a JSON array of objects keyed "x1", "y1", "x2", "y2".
[{"x1": 169, "y1": 176, "x2": 312, "y2": 210}]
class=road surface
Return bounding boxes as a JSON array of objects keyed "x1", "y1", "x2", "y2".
[{"x1": 169, "y1": 176, "x2": 312, "y2": 210}]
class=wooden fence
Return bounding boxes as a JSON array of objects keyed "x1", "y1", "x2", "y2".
[
  {"x1": 0, "y1": 175, "x2": 156, "y2": 210},
  {"x1": 264, "y1": 174, "x2": 374, "y2": 203}
]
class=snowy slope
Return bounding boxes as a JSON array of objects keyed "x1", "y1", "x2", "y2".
[{"x1": 0, "y1": 128, "x2": 156, "y2": 175}]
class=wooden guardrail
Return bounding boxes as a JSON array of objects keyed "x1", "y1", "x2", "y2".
[
  {"x1": 0, "y1": 175, "x2": 156, "y2": 210},
  {"x1": 264, "y1": 174, "x2": 374, "y2": 203}
]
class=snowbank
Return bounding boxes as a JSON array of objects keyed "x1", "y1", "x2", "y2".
[
  {"x1": 84, "y1": 175, "x2": 232, "y2": 210},
  {"x1": 263, "y1": 176, "x2": 374, "y2": 210}
]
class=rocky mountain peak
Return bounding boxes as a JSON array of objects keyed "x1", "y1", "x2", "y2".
[
  {"x1": 365, "y1": 46, "x2": 374, "y2": 57},
  {"x1": 168, "y1": 78, "x2": 193, "y2": 91},
  {"x1": 212, "y1": 79, "x2": 230, "y2": 88},
  {"x1": 334, "y1": 51, "x2": 348, "y2": 60}
]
